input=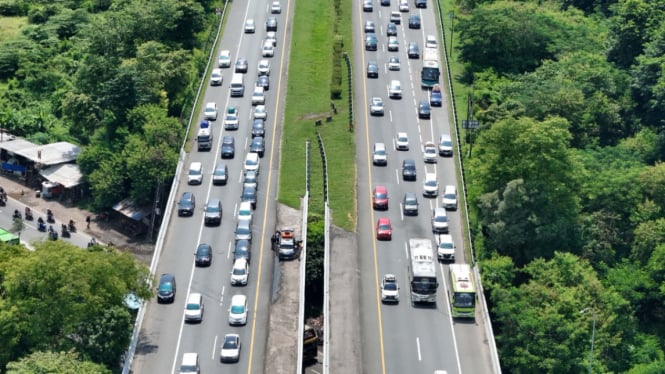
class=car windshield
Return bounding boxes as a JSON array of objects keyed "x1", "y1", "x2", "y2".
[
  {"x1": 443, "y1": 140, "x2": 452, "y2": 147},
  {"x1": 444, "y1": 193, "x2": 455, "y2": 199},
  {"x1": 189, "y1": 169, "x2": 200, "y2": 175},
  {"x1": 379, "y1": 224, "x2": 391, "y2": 230},
  {"x1": 246, "y1": 160, "x2": 257, "y2": 166},
  {"x1": 207, "y1": 205, "x2": 219, "y2": 213},
  {"x1": 375, "y1": 192, "x2": 387, "y2": 199},
  {"x1": 440, "y1": 243, "x2": 453, "y2": 249},
  {"x1": 406, "y1": 198, "x2": 416, "y2": 204},
  {"x1": 237, "y1": 226, "x2": 250, "y2": 235},
  {"x1": 233, "y1": 267, "x2": 246, "y2": 275},
  {"x1": 186, "y1": 303, "x2": 200, "y2": 310},
  {"x1": 426, "y1": 180, "x2": 437, "y2": 187},
  {"x1": 375, "y1": 149, "x2": 386, "y2": 155},
  {"x1": 399, "y1": 137, "x2": 407, "y2": 142},
  {"x1": 231, "y1": 305, "x2": 245, "y2": 314},
  {"x1": 226, "y1": 114, "x2": 237, "y2": 120},
  {"x1": 159, "y1": 283, "x2": 172, "y2": 292},
  {"x1": 384, "y1": 283, "x2": 398, "y2": 291},
  {"x1": 214, "y1": 169, "x2": 225, "y2": 176},
  {"x1": 435, "y1": 215, "x2": 448, "y2": 222}
]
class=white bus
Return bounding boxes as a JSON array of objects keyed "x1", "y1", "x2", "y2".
[{"x1": 408, "y1": 238, "x2": 438, "y2": 304}]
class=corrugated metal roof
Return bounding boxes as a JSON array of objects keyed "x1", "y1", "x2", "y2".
[
  {"x1": 39, "y1": 163, "x2": 83, "y2": 188},
  {"x1": 0, "y1": 138, "x2": 80, "y2": 166}
]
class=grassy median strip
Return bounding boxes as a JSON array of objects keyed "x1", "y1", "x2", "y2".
[{"x1": 279, "y1": 0, "x2": 355, "y2": 231}]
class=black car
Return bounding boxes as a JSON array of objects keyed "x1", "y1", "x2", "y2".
[
  {"x1": 408, "y1": 42, "x2": 420, "y2": 59},
  {"x1": 221, "y1": 135, "x2": 235, "y2": 159},
  {"x1": 195, "y1": 243, "x2": 212, "y2": 266},
  {"x1": 157, "y1": 274, "x2": 176, "y2": 303},
  {"x1": 178, "y1": 192, "x2": 196, "y2": 216},
  {"x1": 251, "y1": 119, "x2": 265, "y2": 138},
  {"x1": 235, "y1": 58, "x2": 248, "y2": 73},
  {"x1": 418, "y1": 100, "x2": 431, "y2": 119},
  {"x1": 234, "y1": 239, "x2": 251, "y2": 264},
  {"x1": 257, "y1": 75, "x2": 270, "y2": 91},
  {"x1": 386, "y1": 22, "x2": 397, "y2": 37},
  {"x1": 415, "y1": 0, "x2": 427, "y2": 8},
  {"x1": 408, "y1": 13, "x2": 421, "y2": 29},
  {"x1": 402, "y1": 159, "x2": 417, "y2": 181},
  {"x1": 365, "y1": 33, "x2": 378, "y2": 51},
  {"x1": 366, "y1": 61, "x2": 379, "y2": 78},
  {"x1": 250, "y1": 136, "x2": 265, "y2": 157},
  {"x1": 204, "y1": 199, "x2": 222, "y2": 226},
  {"x1": 241, "y1": 185, "x2": 257, "y2": 209},
  {"x1": 266, "y1": 17, "x2": 277, "y2": 32}
]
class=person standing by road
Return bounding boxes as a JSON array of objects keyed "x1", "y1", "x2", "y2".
[{"x1": 86, "y1": 215, "x2": 91, "y2": 229}]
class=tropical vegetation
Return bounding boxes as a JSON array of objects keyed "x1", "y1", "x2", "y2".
[{"x1": 451, "y1": 0, "x2": 665, "y2": 371}]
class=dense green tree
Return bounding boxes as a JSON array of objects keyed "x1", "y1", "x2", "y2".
[
  {"x1": 493, "y1": 252, "x2": 638, "y2": 373},
  {"x1": 630, "y1": 23, "x2": 665, "y2": 128},
  {"x1": 457, "y1": 2, "x2": 605, "y2": 74},
  {"x1": 607, "y1": 0, "x2": 663, "y2": 69},
  {"x1": 0, "y1": 241, "x2": 151, "y2": 369},
  {"x1": 6, "y1": 350, "x2": 111, "y2": 374}
]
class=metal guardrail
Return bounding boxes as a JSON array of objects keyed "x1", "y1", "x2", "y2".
[
  {"x1": 296, "y1": 190, "x2": 309, "y2": 373},
  {"x1": 120, "y1": 2, "x2": 229, "y2": 373},
  {"x1": 434, "y1": 1, "x2": 502, "y2": 372}
]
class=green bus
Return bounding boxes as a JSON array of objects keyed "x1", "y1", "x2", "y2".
[
  {"x1": 449, "y1": 264, "x2": 476, "y2": 318},
  {"x1": 0, "y1": 228, "x2": 20, "y2": 245}
]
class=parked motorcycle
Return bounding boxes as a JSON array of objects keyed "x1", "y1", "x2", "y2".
[
  {"x1": 61, "y1": 224, "x2": 71, "y2": 238},
  {"x1": 68, "y1": 220, "x2": 76, "y2": 233},
  {"x1": 48, "y1": 226, "x2": 58, "y2": 240}
]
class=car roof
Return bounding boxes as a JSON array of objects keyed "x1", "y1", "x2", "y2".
[
  {"x1": 233, "y1": 258, "x2": 248, "y2": 267},
  {"x1": 231, "y1": 294, "x2": 247, "y2": 305},
  {"x1": 378, "y1": 217, "x2": 391, "y2": 225},
  {"x1": 223, "y1": 135, "x2": 234, "y2": 142},
  {"x1": 374, "y1": 185, "x2": 387, "y2": 193},
  {"x1": 160, "y1": 273, "x2": 175, "y2": 282},
  {"x1": 403, "y1": 158, "x2": 415, "y2": 165},
  {"x1": 207, "y1": 198, "x2": 221, "y2": 205}
]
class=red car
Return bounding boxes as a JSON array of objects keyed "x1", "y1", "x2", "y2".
[
  {"x1": 376, "y1": 217, "x2": 393, "y2": 240},
  {"x1": 373, "y1": 186, "x2": 389, "y2": 210}
]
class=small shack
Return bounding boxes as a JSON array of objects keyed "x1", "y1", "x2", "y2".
[{"x1": 112, "y1": 199, "x2": 152, "y2": 237}]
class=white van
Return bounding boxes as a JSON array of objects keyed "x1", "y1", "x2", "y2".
[
  {"x1": 228, "y1": 294, "x2": 248, "y2": 325},
  {"x1": 389, "y1": 80, "x2": 402, "y2": 99},
  {"x1": 373, "y1": 142, "x2": 387, "y2": 166},
  {"x1": 230, "y1": 73, "x2": 245, "y2": 97},
  {"x1": 187, "y1": 162, "x2": 203, "y2": 185},
  {"x1": 251, "y1": 86, "x2": 265, "y2": 105},
  {"x1": 196, "y1": 128, "x2": 212, "y2": 151},
  {"x1": 184, "y1": 293, "x2": 204, "y2": 323},
  {"x1": 179, "y1": 352, "x2": 199, "y2": 374},
  {"x1": 244, "y1": 152, "x2": 260, "y2": 175}
]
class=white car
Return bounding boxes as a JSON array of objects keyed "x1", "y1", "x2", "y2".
[
  {"x1": 244, "y1": 19, "x2": 255, "y2": 33},
  {"x1": 395, "y1": 132, "x2": 409, "y2": 151},
  {"x1": 218, "y1": 50, "x2": 231, "y2": 68},
  {"x1": 389, "y1": 80, "x2": 402, "y2": 99},
  {"x1": 184, "y1": 293, "x2": 204, "y2": 323},
  {"x1": 381, "y1": 274, "x2": 399, "y2": 303},
  {"x1": 388, "y1": 56, "x2": 400, "y2": 71},
  {"x1": 399, "y1": 0, "x2": 409, "y2": 12},
  {"x1": 265, "y1": 31, "x2": 277, "y2": 47},
  {"x1": 373, "y1": 142, "x2": 388, "y2": 165},
  {"x1": 204, "y1": 102, "x2": 218, "y2": 120},
  {"x1": 230, "y1": 258, "x2": 249, "y2": 286},
  {"x1": 210, "y1": 68, "x2": 223, "y2": 86},
  {"x1": 224, "y1": 106, "x2": 239, "y2": 130},
  {"x1": 251, "y1": 86, "x2": 265, "y2": 105},
  {"x1": 228, "y1": 294, "x2": 248, "y2": 325},
  {"x1": 387, "y1": 36, "x2": 399, "y2": 51},
  {"x1": 423, "y1": 142, "x2": 438, "y2": 163},
  {"x1": 237, "y1": 201, "x2": 253, "y2": 224},
  {"x1": 423, "y1": 173, "x2": 439, "y2": 197},
  {"x1": 253, "y1": 105, "x2": 267, "y2": 120},
  {"x1": 426, "y1": 35, "x2": 437, "y2": 49},
  {"x1": 431, "y1": 207, "x2": 449, "y2": 233},
  {"x1": 437, "y1": 234, "x2": 455, "y2": 262},
  {"x1": 271, "y1": 1, "x2": 281, "y2": 13},
  {"x1": 244, "y1": 152, "x2": 260, "y2": 175},
  {"x1": 220, "y1": 334, "x2": 241, "y2": 363},
  {"x1": 262, "y1": 43, "x2": 275, "y2": 57},
  {"x1": 442, "y1": 185, "x2": 458, "y2": 210},
  {"x1": 257, "y1": 59, "x2": 270, "y2": 76},
  {"x1": 370, "y1": 97, "x2": 384, "y2": 116}
]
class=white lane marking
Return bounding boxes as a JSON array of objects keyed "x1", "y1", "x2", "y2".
[
  {"x1": 226, "y1": 241, "x2": 232, "y2": 259},
  {"x1": 212, "y1": 335, "x2": 218, "y2": 360},
  {"x1": 389, "y1": 110, "x2": 393, "y2": 123},
  {"x1": 220, "y1": 285, "x2": 226, "y2": 306},
  {"x1": 395, "y1": 168, "x2": 400, "y2": 185},
  {"x1": 416, "y1": 337, "x2": 422, "y2": 361},
  {"x1": 404, "y1": 241, "x2": 409, "y2": 259}
]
